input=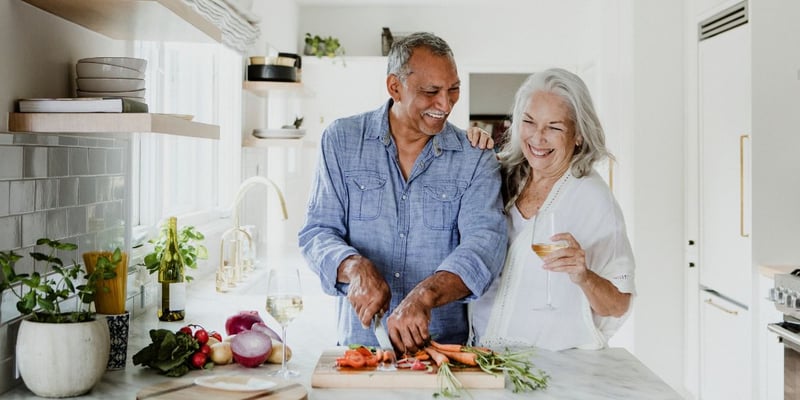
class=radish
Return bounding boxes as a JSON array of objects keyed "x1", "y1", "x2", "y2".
[{"x1": 230, "y1": 330, "x2": 272, "y2": 368}]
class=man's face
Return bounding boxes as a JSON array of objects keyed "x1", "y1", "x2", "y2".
[{"x1": 389, "y1": 47, "x2": 460, "y2": 136}]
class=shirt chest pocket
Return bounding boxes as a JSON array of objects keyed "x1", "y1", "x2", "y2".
[
  {"x1": 346, "y1": 172, "x2": 386, "y2": 221},
  {"x1": 423, "y1": 181, "x2": 467, "y2": 230}
]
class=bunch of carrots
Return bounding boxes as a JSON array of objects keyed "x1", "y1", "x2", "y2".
[{"x1": 423, "y1": 340, "x2": 549, "y2": 397}]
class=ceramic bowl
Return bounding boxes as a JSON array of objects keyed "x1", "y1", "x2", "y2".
[
  {"x1": 77, "y1": 89, "x2": 146, "y2": 98},
  {"x1": 77, "y1": 78, "x2": 145, "y2": 92},
  {"x1": 78, "y1": 57, "x2": 147, "y2": 72},
  {"x1": 76, "y1": 62, "x2": 145, "y2": 79}
]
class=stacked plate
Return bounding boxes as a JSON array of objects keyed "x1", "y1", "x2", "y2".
[{"x1": 76, "y1": 57, "x2": 147, "y2": 101}]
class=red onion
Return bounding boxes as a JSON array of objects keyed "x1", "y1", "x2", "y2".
[
  {"x1": 225, "y1": 310, "x2": 264, "y2": 335},
  {"x1": 251, "y1": 322, "x2": 282, "y2": 343},
  {"x1": 230, "y1": 330, "x2": 272, "y2": 368}
]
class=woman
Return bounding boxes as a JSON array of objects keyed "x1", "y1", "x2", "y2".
[{"x1": 469, "y1": 68, "x2": 635, "y2": 351}]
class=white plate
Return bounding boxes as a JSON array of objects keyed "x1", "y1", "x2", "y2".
[{"x1": 194, "y1": 375, "x2": 277, "y2": 392}]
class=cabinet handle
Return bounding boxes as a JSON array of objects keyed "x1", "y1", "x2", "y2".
[
  {"x1": 704, "y1": 298, "x2": 739, "y2": 315},
  {"x1": 739, "y1": 134, "x2": 750, "y2": 238}
]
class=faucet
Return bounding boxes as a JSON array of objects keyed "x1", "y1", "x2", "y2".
[{"x1": 217, "y1": 176, "x2": 288, "y2": 292}]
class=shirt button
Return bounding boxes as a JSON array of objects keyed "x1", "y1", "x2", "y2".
[
  {"x1": 441, "y1": 194, "x2": 447, "y2": 199},
  {"x1": 402, "y1": 195, "x2": 407, "y2": 200},
  {"x1": 394, "y1": 272, "x2": 401, "y2": 278},
  {"x1": 399, "y1": 233, "x2": 405, "y2": 238},
  {"x1": 359, "y1": 185, "x2": 365, "y2": 190}
]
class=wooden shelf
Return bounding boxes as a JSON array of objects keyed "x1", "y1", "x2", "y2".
[
  {"x1": 243, "y1": 81, "x2": 305, "y2": 97},
  {"x1": 8, "y1": 113, "x2": 219, "y2": 140},
  {"x1": 243, "y1": 135, "x2": 311, "y2": 148},
  {"x1": 22, "y1": 0, "x2": 221, "y2": 43}
]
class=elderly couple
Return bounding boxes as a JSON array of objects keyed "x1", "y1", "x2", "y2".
[{"x1": 298, "y1": 32, "x2": 635, "y2": 353}]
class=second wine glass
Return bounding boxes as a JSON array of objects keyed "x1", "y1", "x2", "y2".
[
  {"x1": 531, "y1": 210, "x2": 567, "y2": 310},
  {"x1": 265, "y1": 266, "x2": 304, "y2": 379}
]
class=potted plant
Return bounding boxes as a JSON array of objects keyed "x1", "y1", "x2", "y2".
[
  {"x1": 304, "y1": 33, "x2": 346, "y2": 64},
  {"x1": 138, "y1": 221, "x2": 208, "y2": 281},
  {"x1": 0, "y1": 238, "x2": 120, "y2": 398}
]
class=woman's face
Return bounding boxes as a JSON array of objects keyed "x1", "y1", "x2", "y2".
[{"x1": 519, "y1": 91, "x2": 579, "y2": 178}]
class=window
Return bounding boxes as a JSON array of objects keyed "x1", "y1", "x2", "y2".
[{"x1": 131, "y1": 41, "x2": 241, "y2": 238}]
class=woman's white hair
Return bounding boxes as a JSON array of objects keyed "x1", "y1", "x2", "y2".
[{"x1": 497, "y1": 68, "x2": 614, "y2": 210}]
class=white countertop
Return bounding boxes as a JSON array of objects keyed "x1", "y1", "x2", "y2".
[{"x1": 3, "y1": 247, "x2": 683, "y2": 399}]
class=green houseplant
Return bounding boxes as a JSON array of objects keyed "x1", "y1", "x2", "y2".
[
  {"x1": 0, "y1": 238, "x2": 122, "y2": 398},
  {"x1": 138, "y1": 221, "x2": 208, "y2": 281},
  {"x1": 304, "y1": 33, "x2": 346, "y2": 60}
]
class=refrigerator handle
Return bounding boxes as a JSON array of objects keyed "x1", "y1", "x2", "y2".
[
  {"x1": 739, "y1": 133, "x2": 750, "y2": 238},
  {"x1": 704, "y1": 297, "x2": 739, "y2": 315}
]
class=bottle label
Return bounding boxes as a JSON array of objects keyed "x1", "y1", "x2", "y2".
[{"x1": 169, "y1": 282, "x2": 186, "y2": 310}]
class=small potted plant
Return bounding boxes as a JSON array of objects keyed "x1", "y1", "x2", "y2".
[
  {"x1": 138, "y1": 222, "x2": 208, "y2": 281},
  {"x1": 0, "y1": 238, "x2": 121, "y2": 398},
  {"x1": 304, "y1": 33, "x2": 346, "y2": 64}
]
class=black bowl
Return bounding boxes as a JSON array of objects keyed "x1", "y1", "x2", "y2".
[{"x1": 247, "y1": 65, "x2": 296, "y2": 82}]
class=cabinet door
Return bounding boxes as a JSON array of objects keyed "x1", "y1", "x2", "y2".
[
  {"x1": 698, "y1": 23, "x2": 751, "y2": 306},
  {"x1": 700, "y1": 290, "x2": 752, "y2": 399}
]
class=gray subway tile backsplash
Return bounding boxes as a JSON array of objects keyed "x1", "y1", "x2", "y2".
[
  {"x1": 68, "y1": 147, "x2": 89, "y2": 175},
  {"x1": 0, "y1": 182, "x2": 8, "y2": 216},
  {"x1": 0, "y1": 133, "x2": 131, "y2": 395},
  {"x1": 0, "y1": 147, "x2": 23, "y2": 180},
  {"x1": 9, "y1": 181, "x2": 34, "y2": 214},
  {"x1": 22, "y1": 147, "x2": 47, "y2": 178},
  {"x1": 21, "y1": 212, "x2": 46, "y2": 247},
  {"x1": 48, "y1": 147, "x2": 68, "y2": 178}
]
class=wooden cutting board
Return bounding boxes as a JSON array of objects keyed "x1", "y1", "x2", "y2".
[
  {"x1": 311, "y1": 348, "x2": 505, "y2": 389},
  {"x1": 136, "y1": 378, "x2": 307, "y2": 400}
]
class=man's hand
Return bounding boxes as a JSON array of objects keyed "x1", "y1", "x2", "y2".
[{"x1": 338, "y1": 255, "x2": 391, "y2": 328}]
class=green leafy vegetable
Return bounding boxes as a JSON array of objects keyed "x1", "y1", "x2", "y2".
[
  {"x1": 133, "y1": 329, "x2": 199, "y2": 377},
  {"x1": 467, "y1": 347, "x2": 549, "y2": 392}
]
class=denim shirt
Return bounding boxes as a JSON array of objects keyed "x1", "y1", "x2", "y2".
[{"x1": 298, "y1": 99, "x2": 508, "y2": 346}]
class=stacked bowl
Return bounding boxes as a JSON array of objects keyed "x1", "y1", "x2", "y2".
[{"x1": 76, "y1": 57, "x2": 147, "y2": 101}]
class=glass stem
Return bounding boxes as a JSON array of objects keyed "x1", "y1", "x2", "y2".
[
  {"x1": 280, "y1": 325, "x2": 288, "y2": 372},
  {"x1": 545, "y1": 271, "x2": 552, "y2": 306}
]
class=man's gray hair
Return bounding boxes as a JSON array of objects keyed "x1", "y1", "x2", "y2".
[{"x1": 387, "y1": 32, "x2": 454, "y2": 82}]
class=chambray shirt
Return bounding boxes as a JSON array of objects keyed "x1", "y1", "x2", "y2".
[{"x1": 298, "y1": 100, "x2": 507, "y2": 346}]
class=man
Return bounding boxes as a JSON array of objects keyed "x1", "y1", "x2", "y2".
[{"x1": 298, "y1": 32, "x2": 507, "y2": 353}]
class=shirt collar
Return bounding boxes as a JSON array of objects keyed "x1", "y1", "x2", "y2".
[{"x1": 370, "y1": 99, "x2": 465, "y2": 154}]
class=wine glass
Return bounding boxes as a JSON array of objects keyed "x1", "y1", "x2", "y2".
[
  {"x1": 531, "y1": 210, "x2": 567, "y2": 310},
  {"x1": 265, "y1": 266, "x2": 304, "y2": 379}
]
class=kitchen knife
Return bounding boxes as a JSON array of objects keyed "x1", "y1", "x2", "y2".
[{"x1": 373, "y1": 314, "x2": 397, "y2": 371}]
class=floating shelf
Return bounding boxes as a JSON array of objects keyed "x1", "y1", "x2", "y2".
[
  {"x1": 243, "y1": 135, "x2": 311, "y2": 148},
  {"x1": 21, "y1": 0, "x2": 221, "y2": 43},
  {"x1": 8, "y1": 113, "x2": 219, "y2": 140},
  {"x1": 242, "y1": 81, "x2": 305, "y2": 98}
]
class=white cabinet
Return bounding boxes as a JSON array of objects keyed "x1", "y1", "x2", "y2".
[
  {"x1": 758, "y1": 273, "x2": 784, "y2": 400},
  {"x1": 699, "y1": 290, "x2": 751, "y2": 400},
  {"x1": 698, "y1": 22, "x2": 751, "y2": 306}
]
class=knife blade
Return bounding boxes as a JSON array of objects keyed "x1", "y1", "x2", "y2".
[{"x1": 373, "y1": 314, "x2": 397, "y2": 371}]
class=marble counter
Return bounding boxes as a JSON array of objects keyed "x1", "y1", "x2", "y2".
[{"x1": 3, "y1": 248, "x2": 683, "y2": 399}]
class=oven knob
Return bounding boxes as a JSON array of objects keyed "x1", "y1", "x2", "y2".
[
  {"x1": 776, "y1": 288, "x2": 786, "y2": 303},
  {"x1": 786, "y1": 292, "x2": 797, "y2": 308},
  {"x1": 769, "y1": 288, "x2": 780, "y2": 302}
]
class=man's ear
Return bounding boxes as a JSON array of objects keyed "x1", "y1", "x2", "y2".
[{"x1": 387, "y1": 74, "x2": 402, "y2": 102}]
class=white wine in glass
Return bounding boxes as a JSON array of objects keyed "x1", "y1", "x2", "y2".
[
  {"x1": 265, "y1": 267, "x2": 303, "y2": 379},
  {"x1": 531, "y1": 211, "x2": 567, "y2": 310}
]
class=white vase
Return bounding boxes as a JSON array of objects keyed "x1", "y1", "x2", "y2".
[{"x1": 16, "y1": 318, "x2": 110, "y2": 398}]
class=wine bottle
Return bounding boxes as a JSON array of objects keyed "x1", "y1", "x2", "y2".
[{"x1": 157, "y1": 216, "x2": 186, "y2": 321}]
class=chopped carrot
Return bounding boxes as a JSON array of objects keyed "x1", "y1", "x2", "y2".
[
  {"x1": 424, "y1": 346, "x2": 450, "y2": 367},
  {"x1": 414, "y1": 350, "x2": 430, "y2": 361}
]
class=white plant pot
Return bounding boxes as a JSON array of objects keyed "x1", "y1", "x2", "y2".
[{"x1": 16, "y1": 318, "x2": 110, "y2": 398}]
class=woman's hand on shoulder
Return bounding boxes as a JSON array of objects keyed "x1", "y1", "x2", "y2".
[{"x1": 466, "y1": 126, "x2": 495, "y2": 150}]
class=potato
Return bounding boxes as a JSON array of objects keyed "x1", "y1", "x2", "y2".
[
  {"x1": 267, "y1": 342, "x2": 292, "y2": 364},
  {"x1": 209, "y1": 341, "x2": 233, "y2": 365}
]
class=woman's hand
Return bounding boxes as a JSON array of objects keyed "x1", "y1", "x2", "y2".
[
  {"x1": 540, "y1": 232, "x2": 589, "y2": 284},
  {"x1": 466, "y1": 126, "x2": 495, "y2": 149}
]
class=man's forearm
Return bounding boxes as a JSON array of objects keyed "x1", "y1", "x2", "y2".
[{"x1": 407, "y1": 271, "x2": 471, "y2": 309}]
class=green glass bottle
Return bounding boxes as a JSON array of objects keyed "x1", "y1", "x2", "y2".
[{"x1": 157, "y1": 216, "x2": 186, "y2": 321}]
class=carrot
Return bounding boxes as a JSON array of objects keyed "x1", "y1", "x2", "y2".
[
  {"x1": 424, "y1": 346, "x2": 450, "y2": 367},
  {"x1": 434, "y1": 348, "x2": 478, "y2": 366},
  {"x1": 430, "y1": 340, "x2": 464, "y2": 353},
  {"x1": 414, "y1": 350, "x2": 430, "y2": 361}
]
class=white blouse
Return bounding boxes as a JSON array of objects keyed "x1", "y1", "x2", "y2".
[{"x1": 470, "y1": 169, "x2": 636, "y2": 351}]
